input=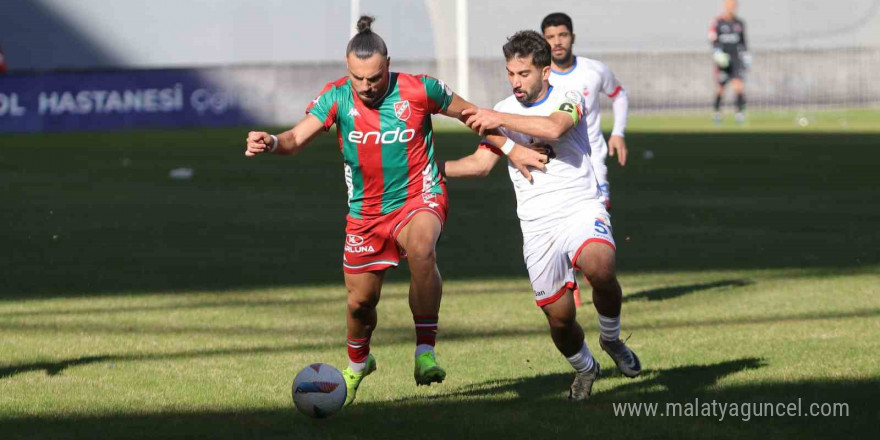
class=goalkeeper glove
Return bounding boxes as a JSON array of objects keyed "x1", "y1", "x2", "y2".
[
  {"x1": 713, "y1": 49, "x2": 730, "y2": 68},
  {"x1": 741, "y1": 51, "x2": 752, "y2": 69}
]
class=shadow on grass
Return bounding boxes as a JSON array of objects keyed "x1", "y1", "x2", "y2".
[
  {"x1": 2, "y1": 307, "x2": 877, "y2": 380},
  {"x1": 624, "y1": 279, "x2": 753, "y2": 302},
  {"x1": 0, "y1": 355, "x2": 110, "y2": 379},
  {"x1": 3, "y1": 358, "x2": 875, "y2": 440}
]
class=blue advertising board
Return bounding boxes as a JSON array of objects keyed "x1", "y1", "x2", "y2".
[{"x1": 0, "y1": 69, "x2": 261, "y2": 132}]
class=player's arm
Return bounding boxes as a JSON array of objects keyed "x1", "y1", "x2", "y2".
[
  {"x1": 439, "y1": 145, "x2": 501, "y2": 179},
  {"x1": 708, "y1": 18, "x2": 719, "y2": 48},
  {"x1": 739, "y1": 20, "x2": 751, "y2": 68},
  {"x1": 460, "y1": 98, "x2": 579, "y2": 140},
  {"x1": 709, "y1": 18, "x2": 730, "y2": 68},
  {"x1": 245, "y1": 114, "x2": 325, "y2": 157},
  {"x1": 442, "y1": 92, "x2": 547, "y2": 182},
  {"x1": 604, "y1": 67, "x2": 629, "y2": 166}
]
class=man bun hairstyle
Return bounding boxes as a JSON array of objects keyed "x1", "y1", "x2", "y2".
[
  {"x1": 502, "y1": 30, "x2": 552, "y2": 68},
  {"x1": 347, "y1": 15, "x2": 388, "y2": 59},
  {"x1": 541, "y1": 12, "x2": 573, "y2": 33}
]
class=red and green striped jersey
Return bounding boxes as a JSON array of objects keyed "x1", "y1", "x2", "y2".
[{"x1": 306, "y1": 72, "x2": 453, "y2": 219}]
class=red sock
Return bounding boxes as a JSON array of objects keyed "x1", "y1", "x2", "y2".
[
  {"x1": 347, "y1": 335, "x2": 370, "y2": 363},
  {"x1": 414, "y1": 315, "x2": 438, "y2": 347}
]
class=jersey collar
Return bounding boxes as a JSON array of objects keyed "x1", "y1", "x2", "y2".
[{"x1": 551, "y1": 57, "x2": 577, "y2": 75}]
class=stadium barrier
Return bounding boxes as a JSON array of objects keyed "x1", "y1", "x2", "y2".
[{"x1": 1, "y1": 48, "x2": 877, "y2": 133}]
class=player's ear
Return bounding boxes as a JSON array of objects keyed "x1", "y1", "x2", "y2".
[
  {"x1": 541, "y1": 65, "x2": 551, "y2": 81},
  {"x1": 571, "y1": 33, "x2": 576, "y2": 45},
  {"x1": 386, "y1": 57, "x2": 391, "y2": 71}
]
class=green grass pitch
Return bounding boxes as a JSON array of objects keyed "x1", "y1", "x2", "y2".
[{"x1": 1, "y1": 108, "x2": 878, "y2": 439}]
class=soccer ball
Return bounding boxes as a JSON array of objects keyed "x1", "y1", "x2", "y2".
[{"x1": 291, "y1": 363, "x2": 347, "y2": 418}]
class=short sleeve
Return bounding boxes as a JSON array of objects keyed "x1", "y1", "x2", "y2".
[
  {"x1": 419, "y1": 75, "x2": 454, "y2": 114},
  {"x1": 306, "y1": 83, "x2": 340, "y2": 131}
]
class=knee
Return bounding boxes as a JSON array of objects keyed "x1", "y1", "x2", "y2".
[
  {"x1": 347, "y1": 292, "x2": 378, "y2": 316},
  {"x1": 584, "y1": 264, "x2": 617, "y2": 290},
  {"x1": 406, "y1": 239, "x2": 436, "y2": 264},
  {"x1": 544, "y1": 310, "x2": 577, "y2": 331}
]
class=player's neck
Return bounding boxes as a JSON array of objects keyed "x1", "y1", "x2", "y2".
[{"x1": 552, "y1": 56, "x2": 576, "y2": 73}]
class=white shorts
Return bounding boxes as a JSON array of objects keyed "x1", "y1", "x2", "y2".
[{"x1": 522, "y1": 206, "x2": 616, "y2": 307}]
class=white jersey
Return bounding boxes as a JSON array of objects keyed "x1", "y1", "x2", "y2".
[
  {"x1": 489, "y1": 86, "x2": 603, "y2": 236},
  {"x1": 549, "y1": 56, "x2": 625, "y2": 189}
]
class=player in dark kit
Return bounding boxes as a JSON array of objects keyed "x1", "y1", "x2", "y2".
[
  {"x1": 709, "y1": 0, "x2": 750, "y2": 124},
  {"x1": 245, "y1": 16, "x2": 547, "y2": 406}
]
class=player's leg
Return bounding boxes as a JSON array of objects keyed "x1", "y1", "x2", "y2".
[
  {"x1": 714, "y1": 82, "x2": 726, "y2": 124},
  {"x1": 527, "y1": 233, "x2": 599, "y2": 400},
  {"x1": 342, "y1": 270, "x2": 385, "y2": 405},
  {"x1": 540, "y1": 289, "x2": 600, "y2": 401},
  {"x1": 574, "y1": 241, "x2": 641, "y2": 378},
  {"x1": 731, "y1": 77, "x2": 746, "y2": 123},
  {"x1": 396, "y1": 210, "x2": 446, "y2": 385}
]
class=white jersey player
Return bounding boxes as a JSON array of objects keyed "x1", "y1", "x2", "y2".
[
  {"x1": 444, "y1": 30, "x2": 641, "y2": 401},
  {"x1": 542, "y1": 12, "x2": 629, "y2": 209}
]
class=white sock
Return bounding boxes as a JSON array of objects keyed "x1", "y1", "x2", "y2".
[
  {"x1": 348, "y1": 359, "x2": 366, "y2": 372},
  {"x1": 415, "y1": 344, "x2": 434, "y2": 357},
  {"x1": 598, "y1": 314, "x2": 621, "y2": 342},
  {"x1": 566, "y1": 342, "x2": 595, "y2": 373}
]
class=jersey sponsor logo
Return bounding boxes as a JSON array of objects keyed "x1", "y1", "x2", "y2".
[
  {"x1": 348, "y1": 127, "x2": 416, "y2": 145},
  {"x1": 421, "y1": 163, "x2": 439, "y2": 207},
  {"x1": 719, "y1": 33, "x2": 741, "y2": 44},
  {"x1": 565, "y1": 90, "x2": 582, "y2": 103},
  {"x1": 394, "y1": 100, "x2": 411, "y2": 121},
  {"x1": 345, "y1": 234, "x2": 375, "y2": 254},
  {"x1": 344, "y1": 163, "x2": 354, "y2": 206},
  {"x1": 437, "y1": 79, "x2": 453, "y2": 96},
  {"x1": 347, "y1": 108, "x2": 360, "y2": 117}
]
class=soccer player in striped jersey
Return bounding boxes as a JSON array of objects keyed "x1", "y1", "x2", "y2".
[
  {"x1": 444, "y1": 31, "x2": 641, "y2": 401},
  {"x1": 244, "y1": 16, "x2": 547, "y2": 406},
  {"x1": 541, "y1": 12, "x2": 629, "y2": 211}
]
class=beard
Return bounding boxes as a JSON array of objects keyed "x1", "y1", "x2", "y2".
[
  {"x1": 514, "y1": 83, "x2": 543, "y2": 104},
  {"x1": 551, "y1": 48, "x2": 573, "y2": 66}
]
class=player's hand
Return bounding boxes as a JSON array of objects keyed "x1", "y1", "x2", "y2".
[
  {"x1": 741, "y1": 51, "x2": 752, "y2": 69},
  {"x1": 608, "y1": 135, "x2": 628, "y2": 166},
  {"x1": 508, "y1": 144, "x2": 547, "y2": 183},
  {"x1": 461, "y1": 107, "x2": 503, "y2": 136},
  {"x1": 245, "y1": 131, "x2": 274, "y2": 157}
]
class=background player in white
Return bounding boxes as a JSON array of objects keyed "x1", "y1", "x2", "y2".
[
  {"x1": 541, "y1": 12, "x2": 629, "y2": 210},
  {"x1": 443, "y1": 31, "x2": 642, "y2": 400}
]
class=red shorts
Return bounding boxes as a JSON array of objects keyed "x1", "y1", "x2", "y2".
[{"x1": 342, "y1": 187, "x2": 449, "y2": 274}]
